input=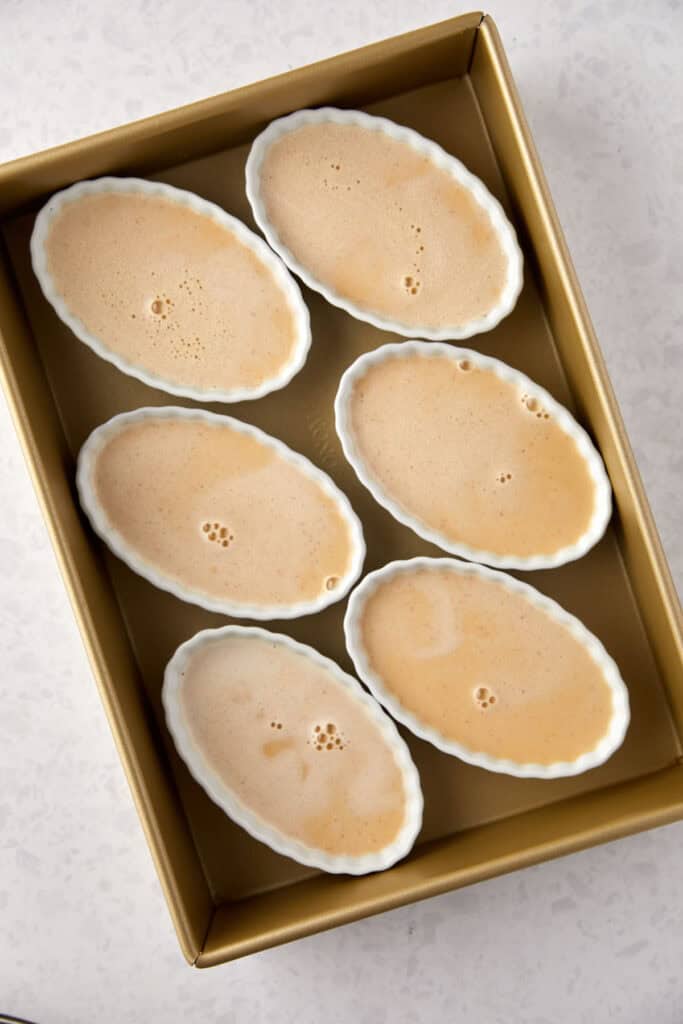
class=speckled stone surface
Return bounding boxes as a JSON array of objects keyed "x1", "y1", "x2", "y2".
[{"x1": 0, "y1": 2, "x2": 681, "y2": 1021}]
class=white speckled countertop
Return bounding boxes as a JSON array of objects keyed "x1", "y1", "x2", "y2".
[{"x1": 0, "y1": 1, "x2": 681, "y2": 1020}]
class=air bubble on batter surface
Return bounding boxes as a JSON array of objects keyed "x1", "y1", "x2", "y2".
[
  {"x1": 474, "y1": 686, "x2": 497, "y2": 710},
  {"x1": 201, "y1": 520, "x2": 234, "y2": 548},
  {"x1": 521, "y1": 393, "x2": 551, "y2": 421},
  {"x1": 310, "y1": 720, "x2": 347, "y2": 751},
  {"x1": 402, "y1": 274, "x2": 422, "y2": 296}
]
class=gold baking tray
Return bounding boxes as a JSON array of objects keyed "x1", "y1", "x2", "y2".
[{"x1": 0, "y1": 12, "x2": 681, "y2": 967}]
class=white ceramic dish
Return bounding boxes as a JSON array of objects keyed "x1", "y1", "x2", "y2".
[
  {"x1": 335, "y1": 341, "x2": 612, "y2": 571},
  {"x1": 163, "y1": 625, "x2": 423, "y2": 874},
  {"x1": 31, "y1": 176, "x2": 311, "y2": 402},
  {"x1": 77, "y1": 405, "x2": 366, "y2": 620},
  {"x1": 344, "y1": 557, "x2": 631, "y2": 779},
  {"x1": 245, "y1": 107, "x2": 523, "y2": 340}
]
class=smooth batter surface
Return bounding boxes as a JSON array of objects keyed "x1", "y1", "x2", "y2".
[
  {"x1": 258, "y1": 122, "x2": 508, "y2": 328},
  {"x1": 359, "y1": 566, "x2": 615, "y2": 765},
  {"x1": 179, "y1": 633, "x2": 408, "y2": 856},
  {"x1": 90, "y1": 416, "x2": 355, "y2": 607},
  {"x1": 45, "y1": 192, "x2": 298, "y2": 391},
  {"x1": 346, "y1": 351, "x2": 598, "y2": 557}
]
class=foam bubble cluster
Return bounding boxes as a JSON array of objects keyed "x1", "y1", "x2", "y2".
[
  {"x1": 201, "y1": 520, "x2": 234, "y2": 548},
  {"x1": 310, "y1": 721, "x2": 347, "y2": 751},
  {"x1": 474, "y1": 686, "x2": 497, "y2": 710}
]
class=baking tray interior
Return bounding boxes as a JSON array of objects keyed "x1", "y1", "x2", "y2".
[
  {"x1": 0, "y1": 14, "x2": 680, "y2": 958},
  {"x1": 3, "y1": 73, "x2": 679, "y2": 903}
]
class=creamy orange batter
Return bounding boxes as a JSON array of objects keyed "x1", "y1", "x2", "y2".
[
  {"x1": 358, "y1": 565, "x2": 615, "y2": 765},
  {"x1": 179, "y1": 632, "x2": 408, "y2": 855},
  {"x1": 258, "y1": 121, "x2": 509, "y2": 329},
  {"x1": 345, "y1": 350, "x2": 598, "y2": 558},
  {"x1": 44, "y1": 191, "x2": 299, "y2": 392},
  {"x1": 90, "y1": 414, "x2": 356, "y2": 607}
]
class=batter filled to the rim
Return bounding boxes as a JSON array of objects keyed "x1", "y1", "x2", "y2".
[
  {"x1": 357, "y1": 565, "x2": 615, "y2": 765},
  {"x1": 178, "y1": 632, "x2": 409, "y2": 855},
  {"x1": 345, "y1": 350, "x2": 599, "y2": 558},
  {"x1": 44, "y1": 191, "x2": 299, "y2": 391},
  {"x1": 257, "y1": 121, "x2": 509, "y2": 328},
  {"x1": 88, "y1": 415, "x2": 356, "y2": 608}
]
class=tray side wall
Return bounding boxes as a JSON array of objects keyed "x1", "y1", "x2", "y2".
[
  {"x1": 0, "y1": 14, "x2": 482, "y2": 217},
  {"x1": 471, "y1": 17, "x2": 683, "y2": 738},
  {"x1": 0, "y1": 248, "x2": 213, "y2": 964},
  {"x1": 199, "y1": 761, "x2": 683, "y2": 965}
]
